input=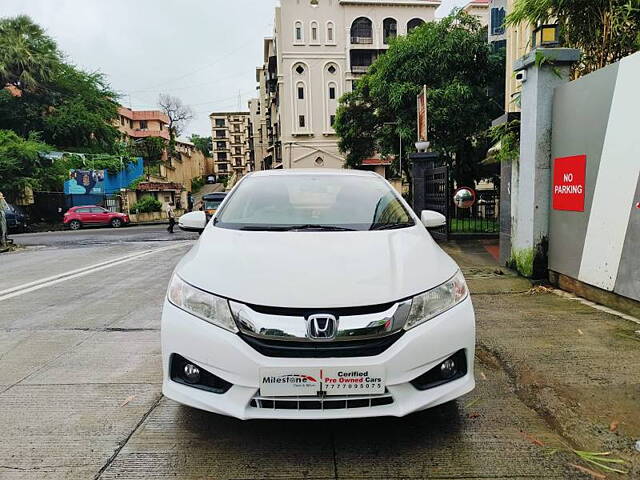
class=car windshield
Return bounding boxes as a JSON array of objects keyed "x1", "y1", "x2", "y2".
[
  {"x1": 204, "y1": 199, "x2": 223, "y2": 210},
  {"x1": 214, "y1": 174, "x2": 414, "y2": 231}
]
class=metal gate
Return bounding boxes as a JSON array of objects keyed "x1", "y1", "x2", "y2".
[{"x1": 423, "y1": 165, "x2": 450, "y2": 241}]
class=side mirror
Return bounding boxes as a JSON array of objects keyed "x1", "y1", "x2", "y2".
[
  {"x1": 421, "y1": 210, "x2": 446, "y2": 229},
  {"x1": 178, "y1": 211, "x2": 207, "y2": 233}
]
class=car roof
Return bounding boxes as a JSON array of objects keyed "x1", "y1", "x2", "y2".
[
  {"x1": 250, "y1": 168, "x2": 376, "y2": 178},
  {"x1": 202, "y1": 192, "x2": 227, "y2": 200},
  {"x1": 71, "y1": 205, "x2": 99, "y2": 209}
]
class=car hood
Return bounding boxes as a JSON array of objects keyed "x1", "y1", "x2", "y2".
[{"x1": 176, "y1": 225, "x2": 459, "y2": 308}]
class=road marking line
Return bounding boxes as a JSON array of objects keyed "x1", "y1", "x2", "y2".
[{"x1": 0, "y1": 242, "x2": 191, "y2": 303}]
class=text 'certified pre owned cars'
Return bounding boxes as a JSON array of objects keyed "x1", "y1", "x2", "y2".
[{"x1": 162, "y1": 170, "x2": 475, "y2": 419}]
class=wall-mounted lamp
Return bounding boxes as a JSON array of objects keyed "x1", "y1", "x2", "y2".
[{"x1": 531, "y1": 24, "x2": 560, "y2": 48}]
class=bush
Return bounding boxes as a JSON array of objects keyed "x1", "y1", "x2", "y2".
[
  {"x1": 191, "y1": 176, "x2": 204, "y2": 192},
  {"x1": 131, "y1": 196, "x2": 161, "y2": 214}
]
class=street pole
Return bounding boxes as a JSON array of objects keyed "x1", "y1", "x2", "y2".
[{"x1": 399, "y1": 134, "x2": 403, "y2": 184}]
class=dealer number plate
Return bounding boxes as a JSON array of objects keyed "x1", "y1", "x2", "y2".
[{"x1": 259, "y1": 367, "x2": 386, "y2": 397}]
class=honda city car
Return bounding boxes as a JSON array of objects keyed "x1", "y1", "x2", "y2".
[
  {"x1": 162, "y1": 170, "x2": 475, "y2": 419},
  {"x1": 63, "y1": 205, "x2": 130, "y2": 230}
]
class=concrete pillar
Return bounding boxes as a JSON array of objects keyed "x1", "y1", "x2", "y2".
[{"x1": 510, "y1": 48, "x2": 580, "y2": 278}]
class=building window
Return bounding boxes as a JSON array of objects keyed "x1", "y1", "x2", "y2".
[
  {"x1": 407, "y1": 18, "x2": 425, "y2": 33},
  {"x1": 216, "y1": 130, "x2": 226, "y2": 138},
  {"x1": 311, "y1": 21, "x2": 319, "y2": 42},
  {"x1": 327, "y1": 22, "x2": 335, "y2": 43},
  {"x1": 296, "y1": 65, "x2": 305, "y2": 75},
  {"x1": 295, "y1": 21, "x2": 303, "y2": 42},
  {"x1": 120, "y1": 116, "x2": 124, "y2": 126},
  {"x1": 234, "y1": 147, "x2": 241, "y2": 155},
  {"x1": 383, "y1": 18, "x2": 397, "y2": 44},
  {"x1": 299, "y1": 115, "x2": 306, "y2": 128},
  {"x1": 298, "y1": 86, "x2": 305, "y2": 99},
  {"x1": 216, "y1": 141, "x2": 226, "y2": 149},
  {"x1": 351, "y1": 17, "x2": 373, "y2": 44},
  {"x1": 330, "y1": 115, "x2": 336, "y2": 127},
  {"x1": 491, "y1": 7, "x2": 506, "y2": 35},
  {"x1": 329, "y1": 86, "x2": 336, "y2": 99},
  {"x1": 139, "y1": 120, "x2": 148, "y2": 129},
  {"x1": 215, "y1": 119, "x2": 225, "y2": 127},
  {"x1": 234, "y1": 135, "x2": 241, "y2": 144},
  {"x1": 218, "y1": 152, "x2": 227, "y2": 161},
  {"x1": 328, "y1": 65, "x2": 336, "y2": 74},
  {"x1": 315, "y1": 157, "x2": 324, "y2": 167},
  {"x1": 219, "y1": 163, "x2": 227, "y2": 172}
]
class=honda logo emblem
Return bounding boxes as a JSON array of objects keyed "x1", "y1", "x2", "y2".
[{"x1": 307, "y1": 314, "x2": 338, "y2": 340}]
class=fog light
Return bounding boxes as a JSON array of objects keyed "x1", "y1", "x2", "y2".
[
  {"x1": 183, "y1": 363, "x2": 201, "y2": 384},
  {"x1": 440, "y1": 359, "x2": 457, "y2": 379}
]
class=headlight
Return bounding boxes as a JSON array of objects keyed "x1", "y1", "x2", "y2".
[
  {"x1": 167, "y1": 274, "x2": 238, "y2": 333},
  {"x1": 404, "y1": 270, "x2": 468, "y2": 330}
]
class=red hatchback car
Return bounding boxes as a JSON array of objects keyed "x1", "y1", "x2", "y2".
[{"x1": 63, "y1": 206, "x2": 130, "y2": 230}]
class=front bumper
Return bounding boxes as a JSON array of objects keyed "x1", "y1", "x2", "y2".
[{"x1": 161, "y1": 297, "x2": 476, "y2": 420}]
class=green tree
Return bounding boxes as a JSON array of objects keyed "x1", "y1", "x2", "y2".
[
  {"x1": 0, "y1": 129, "x2": 51, "y2": 196},
  {"x1": 506, "y1": 0, "x2": 640, "y2": 77},
  {"x1": 190, "y1": 134, "x2": 212, "y2": 156},
  {"x1": 0, "y1": 16, "x2": 120, "y2": 152},
  {"x1": 335, "y1": 10, "x2": 502, "y2": 188},
  {"x1": 0, "y1": 15, "x2": 61, "y2": 92},
  {"x1": 132, "y1": 136, "x2": 167, "y2": 176}
]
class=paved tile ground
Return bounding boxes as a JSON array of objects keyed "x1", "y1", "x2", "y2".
[{"x1": 1, "y1": 229, "x2": 628, "y2": 479}]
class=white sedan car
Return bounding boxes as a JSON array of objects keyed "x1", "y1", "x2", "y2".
[{"x1": 162, "y1": 169, "x2": 475, "y2": 419}]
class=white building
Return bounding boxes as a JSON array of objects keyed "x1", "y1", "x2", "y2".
[
  {"x1": 257, "y1": 0, "x2": 441, "y2": 170},
  {"x1": 462, "y1": 0, "x2": 489, "y2": 27}
]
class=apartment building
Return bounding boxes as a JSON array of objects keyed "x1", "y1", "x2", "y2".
[
  {"x1": 462, "y1": 0, "x2": 489, "y2": 27},
  {"x1": 248, "y1": 97, "x2": 268, "y2": 171},
  {"x1": 256, "y1": 0, "x2": 441, "y2": 170},
  {"x1": 116, "y1": 106, "x2": 210, "y2": 210},
  {"x1": 116, "y1": 106, "x2": 170, "y2": 141},
  {"x1": 210, "y1": 112, "x2": 253, "y2": 177}
]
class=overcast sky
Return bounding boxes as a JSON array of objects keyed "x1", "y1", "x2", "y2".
[{"x1": 1, "y1": 0, "x2": 467, "y2": 138}]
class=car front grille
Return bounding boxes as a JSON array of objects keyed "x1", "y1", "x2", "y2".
[
  {"x1": 249, "y1": 392, "x2": 394, "y2": 411},
  {"x1": 239, "y1": 331, "x2": 404, "y2": 358}
]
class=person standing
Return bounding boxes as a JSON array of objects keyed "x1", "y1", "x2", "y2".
[
  {"x1": 166, "y1": 202, "x2": 176, "y2": 234},
  {"x1": 0, "y1": 192, "x2": 8, "y2": 247}
]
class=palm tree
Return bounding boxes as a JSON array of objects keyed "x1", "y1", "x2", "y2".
[{"x1": 0, "y1": 15, "x2": 61, "y2": 92}]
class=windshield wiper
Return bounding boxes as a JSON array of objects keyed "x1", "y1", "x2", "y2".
[
  {"x1": 370, "y1": 222, "x2": 414, "y2": 231},
  {"x1": 238, "y1": 225, "x2": 292, "y2": 231},
  {"x1": 238, "y1": 224, "x2": 355, "y2": 232},
  {"x1": 285, "y1": 224, "x2": 356, "y2": 232}
]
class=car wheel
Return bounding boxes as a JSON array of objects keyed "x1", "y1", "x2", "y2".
[
  {"x1": 69, "y1": 220, "x2": 82, "y2": 231},
  {"x1": 110, "y1": 218, "x2": 123, "y2": 228}
]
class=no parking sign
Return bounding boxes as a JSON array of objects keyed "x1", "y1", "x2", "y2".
[{"x1": 553, "y1": 155, "x2": 586, "y2": 212}]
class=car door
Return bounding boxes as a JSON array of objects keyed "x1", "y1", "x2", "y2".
[
  {"x1": 75, "y1": 207, "x2": 93, "y2": 224},
  {"x1": 90, "y1": 207, "x2": 110, "y2": 225}
]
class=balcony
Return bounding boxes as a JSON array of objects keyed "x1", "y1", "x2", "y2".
[
  {"x1": 351, "y1": 36, "x2": 373, "y2": 45},
  {"x1": 351, "y1": 65, "x2": 370, "y2": 73}
]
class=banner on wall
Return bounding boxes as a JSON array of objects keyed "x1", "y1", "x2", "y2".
[{"x1": 64, "y1": 169, "x2": 105, "y2": 195}]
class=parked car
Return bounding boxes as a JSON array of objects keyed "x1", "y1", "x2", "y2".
[
  {"x1": 3, "y1": 203, "x2": 29, "y2": 233},
  {"x1": 162, "y1": 170, "x2": 475, "y2": 420},
  {"x1": 206, "y1": 175, "x2": 216, "y2": 184},
  {"x1": 202, "y1": 192, "x2": 227, "y2": 222},
  {"x1": 63, "y1": 206, "x2": 130, "y2": 230}
]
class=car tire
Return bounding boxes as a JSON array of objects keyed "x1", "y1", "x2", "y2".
[
  {"x1": 110, "y1": 218, "x2": 123, "y2": 228},
  {"x1": 69, "y1": 220, "x2": 82, "y2": 231}
]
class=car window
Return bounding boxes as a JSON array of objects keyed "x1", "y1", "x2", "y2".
[
  {"x1": 76, "y1": 208, "x2": 91, "y2": 213},
  {"x1": 215, "y1": 175, "x2": 414, "y2": 231},
  {"x1": 90, "y1": 207, "x2": 106, "y2": 213}
]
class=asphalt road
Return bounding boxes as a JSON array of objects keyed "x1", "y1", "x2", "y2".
[{"x1": 0, "y1": 227, "x2": 588, "y2": 479}]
